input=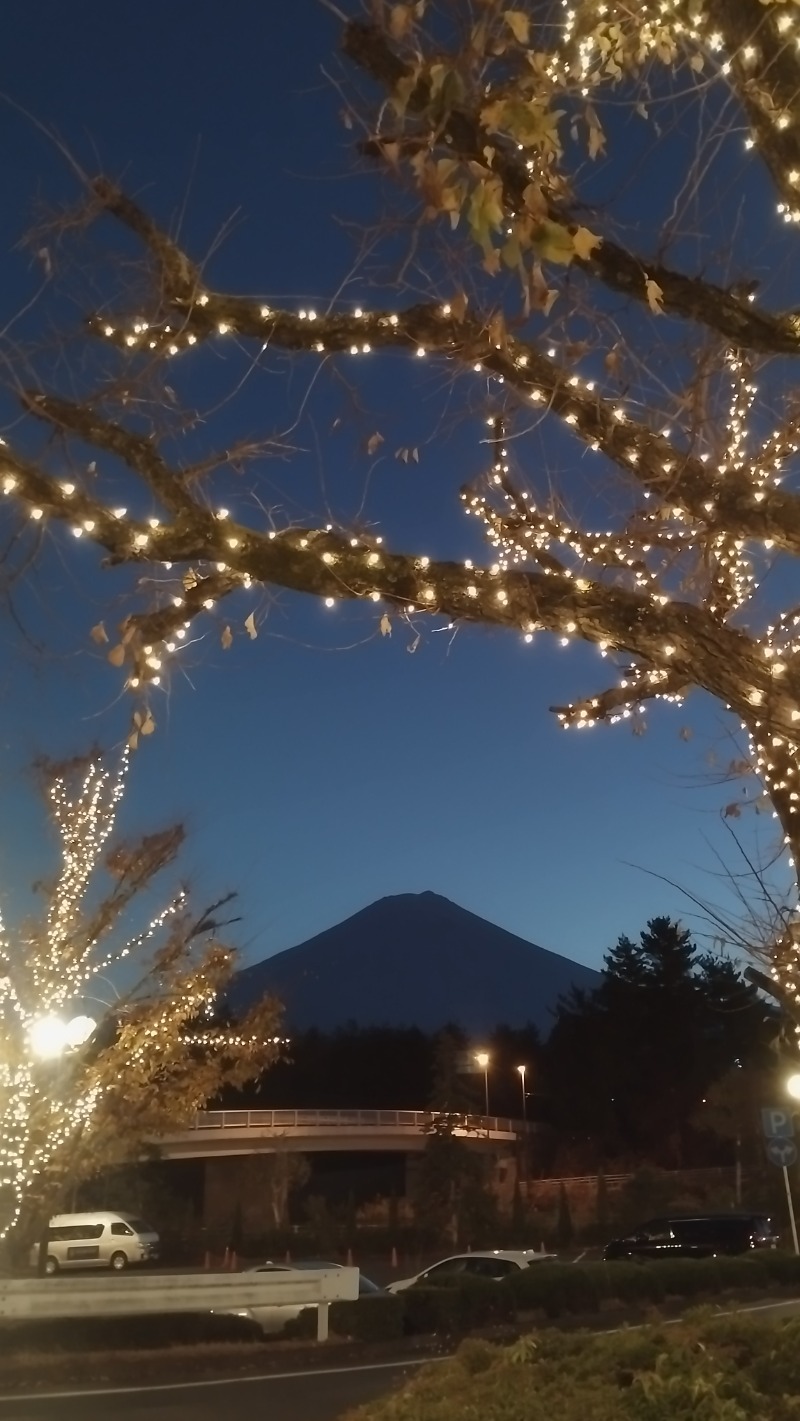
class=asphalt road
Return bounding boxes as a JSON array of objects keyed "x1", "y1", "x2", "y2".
[{"x1": 0, "y1": 1358, "x2": 430, "y2": 1421}]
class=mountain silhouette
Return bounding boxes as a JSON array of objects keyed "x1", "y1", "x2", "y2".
[{"x1": 230, "y1": 891, "x2": 600, "y2": 1033}]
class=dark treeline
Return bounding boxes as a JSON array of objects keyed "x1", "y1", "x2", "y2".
[{"x1": 227, "y1": 918, "x2": 778, "y2": 1173}]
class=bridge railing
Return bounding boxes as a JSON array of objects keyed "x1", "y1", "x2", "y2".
[{"x1": 188, "y1": 1107, "x2": 531, "y2": 1134}]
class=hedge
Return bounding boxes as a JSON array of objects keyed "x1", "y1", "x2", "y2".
[
  {"x1": 286, "y1": 1295, "x2": 405, "y2": 1343},
  {"x1": 410, "y1": 1252, "x2": 800, "y2": 1330},
  {"x1": 0, "y1": 1311, "x2": 263, "y2": 1353},
  {"x1": 401, "y1": 1277, "x2": 517, "y2": 1336},
  {"x1": 346, "y1": 1312, "x2": 800, "y2": 1420}
]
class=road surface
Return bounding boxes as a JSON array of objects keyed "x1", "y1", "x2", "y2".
[{"x1": 0, "y1": 1358, "x2": 430, "y2": 1421}]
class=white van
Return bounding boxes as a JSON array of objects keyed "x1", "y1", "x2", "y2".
[{"x1": 33, "y1": 1211, "x2": 160, "y2": 1274}]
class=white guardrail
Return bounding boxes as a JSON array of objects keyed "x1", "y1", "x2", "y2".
[{"x1": 0, "y1": 1267, "x2": 359, "y2": 1342}]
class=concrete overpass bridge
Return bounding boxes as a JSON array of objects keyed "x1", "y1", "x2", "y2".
[{"x1": 160, "y1": 1107, "x2": 532, "y2": 1159}]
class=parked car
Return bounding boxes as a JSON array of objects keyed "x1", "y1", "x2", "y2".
[
  {"x1": 230, "y1": 1259, "x2": 384, "y2": 1334},
  {"x1": 30, "y1": 1211, "x2": 160, "y2": 1274},
  {"x1": 386, "y1": 1249, "x2": 557, "y2": 1293},
  {"x1": 603, "y1": 1212, "x2": 779, "y2": 1262}
]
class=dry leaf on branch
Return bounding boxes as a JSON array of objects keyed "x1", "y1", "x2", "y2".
[
  {"x1": 244, "y1": 611, "x2": 257, "y2": 640},
  {"x1": 645, "y1": 276, "x2": 665, "y2": 314},
  {"x1": 503, "y1": 9, "x2": 530, "y2": 44},
  {"x1": 221, "y1": 626, "x2": 233, "y2": 650}
]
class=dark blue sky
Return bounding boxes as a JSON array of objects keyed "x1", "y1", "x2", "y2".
[{"x1": 0, "y1": 0, "x2": 775, "y2": 975}]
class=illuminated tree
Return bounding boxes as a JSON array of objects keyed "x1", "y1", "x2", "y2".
[
  {"x1": 4, "y1": 4, "x2": 800, "y2": 1003},
  {"x1": 0, "y1": 750, "x2": 281, "y2": 1261}
]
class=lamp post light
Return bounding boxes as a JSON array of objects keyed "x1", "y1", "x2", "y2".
[
  {"x1": 28, "y1": 1014, "x2": 96, "y2": 1059},
  {"x1": 475, "y1": 1051, "x2": 490, "y2": 1119},
  {"x1": 516, "y1": 1065, "x2": 528, "y2": 1125}
]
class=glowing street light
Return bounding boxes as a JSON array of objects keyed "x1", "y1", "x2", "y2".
[
  {"x1": 474, "y1": 1051, "x2": 490, "y2": 1117},
  {"x1": 28, "y1": 1014, "x2": 96, "y2": 1060},
  {"x1": 517, "y1": 1064, "x2": 528, "y2": 1124},
  {"x1": 788, "y1": 1074, "x2": 800, "y2": 1102}
]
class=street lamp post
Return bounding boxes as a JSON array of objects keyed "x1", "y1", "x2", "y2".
[
  {"x1": 516, "y1": 1065, "x2": 528, "y2": 1186},
  {"x1": 516, "y1": 1065, "x2": 528, "y2": 1125},
  {"x1": 474, "y1": 1052, "x2": 490, "y2": 1121}
]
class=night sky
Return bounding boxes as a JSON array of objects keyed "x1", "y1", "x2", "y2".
[{"x1": 0, "y1": 0, "x2": 777, "y2": 976}]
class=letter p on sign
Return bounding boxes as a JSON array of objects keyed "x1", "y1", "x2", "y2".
[{"x1": 761, "y1": 1107, "x2": 795, "y2": 1140}]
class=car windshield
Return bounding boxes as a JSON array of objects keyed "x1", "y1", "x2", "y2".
[{"x1": 125, "y1": 1218, "x2": 154, "y2": 1234}]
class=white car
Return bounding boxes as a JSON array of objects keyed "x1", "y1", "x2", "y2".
[
  {"x1": 227, "y1": 1259, "x2": 384, "y2": 1334},
  {"x1": 386, "y1": 1249, "x2": 557, "y2": 1293}
]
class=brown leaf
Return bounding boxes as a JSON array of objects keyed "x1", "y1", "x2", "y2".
[
  {"x1": 244, "y1": 611, "x2": 257, "y2": 640},
  {"x1": 724, "y1": 802, "x2": 742, "y2": 818},
  {"x1": 450, "y1": 291, "x2": 469, "y2": 322},
  {"x1": 389, "y1": 3, "x2": 413, "y2": 39},
  {"x1": 108, "y1": 644, "x2": 126, "y2": 667},
  {"x1": 645, "y1": 275, "x2": 665, "y2": 314},
  {"x1": 90, "y1": 622, "x2": 109, "y2": 645},
  {"x1": 127, "y1": 730, "x2": 139, "y2": 751},
  {"x1": 221, "y1": 626, "x2": 233, "y2": 650},
  {"x1": 380, "y1": 613, "x2": 392, "y2": 637},
  {"x1": 605, "y1": 345, "x2": 622, "y2": 375},
  {"x1": 183, "y1": 568, "x2": 198, "y2": 591},
  {"x1": 572, "y1": 226, "x2": 602, "y2": 261},
  {"x1": 140, "y1": 711, "x2": 156, "y2": 736},
  {"x1": 488, "y1": 310, "x2": 508, "y2": 349},
  {"x1": 366, "y1": 431, "x2": 385, "y2": 456},
  {"x1": 503, "y1": 9, "x2": 530, "y2": 44}
]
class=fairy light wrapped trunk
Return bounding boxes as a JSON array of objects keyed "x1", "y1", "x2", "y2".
[
  {"x1": 2, "y1": 5, "x2": 800, "y2": 1012},
  {"x1": 0, "y1": 752, "x2": 281, "y2": 1263}
]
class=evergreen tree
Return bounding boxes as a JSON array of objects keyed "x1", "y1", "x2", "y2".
[{"x1": 544, "y1": 917, "x2": 770, "y2": 1168}]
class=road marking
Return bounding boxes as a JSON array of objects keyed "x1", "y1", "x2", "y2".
[
  {"x1": 0, "y1": 1295, "x2": 797, "y2": 1405},
  {"x1": 0, "y1": 1354, "x2": 444, "y2": 1404}
]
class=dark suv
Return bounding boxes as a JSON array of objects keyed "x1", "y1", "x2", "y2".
[{"x1": 603, "y1": 1212, "x2": 779, "y2": 1261}]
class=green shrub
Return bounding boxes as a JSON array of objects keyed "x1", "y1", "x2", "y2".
[
  {"x1": 348, "y1": 1314, "x2": 800, "y2": 1420},
  {"x1": 402, "y1": 1277, "x2": 516, "y2": 1335},
  {"x1": 287, "y1": 1295, "x2": 404, "y2": 1342},
  {"x1": 761, "y1": 1250, "x2": 800, "y2": 1286},
  {"x1": 505, "y1": 1262, "x2": 610, "y2": 1317}
]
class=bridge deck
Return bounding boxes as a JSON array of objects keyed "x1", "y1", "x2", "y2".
[{"x1": 159, "y1": 1108, "x2": 531, "y2": 1157}]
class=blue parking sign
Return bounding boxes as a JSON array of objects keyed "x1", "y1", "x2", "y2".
[{"x1": 761, "y1": 1107, "x2": 795, "y2": 1140}]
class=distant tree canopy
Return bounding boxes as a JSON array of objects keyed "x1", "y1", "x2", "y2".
[
  {"x1": 543, "y1": 916, "x2": 774, "y2": 1167},
  {"x1": 235, "y1": 1020, "x2": 541, "y2": 1120}
]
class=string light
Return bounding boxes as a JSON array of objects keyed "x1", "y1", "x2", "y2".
[{"x1": 0, "y1": 752, "x2": 280, "y2": 1242}]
